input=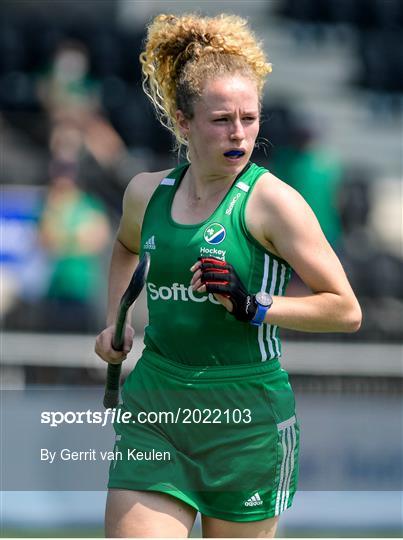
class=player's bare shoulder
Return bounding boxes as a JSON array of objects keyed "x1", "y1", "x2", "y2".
[
  {"x1": 117, "y1": 169, "x2": 172, "y2": 253},
  {"x1": 124, "y1": 169, "x2": 172, "y2": 226},
  {"x1": 249, "y1": 171, "x2": 313, "y2": 225},
  {"x1": 246, "y1": 171, "x2": 314, "y2": 254},
  {"x1": 253, "y1": 172, "x2": 304, "y2": 209}
]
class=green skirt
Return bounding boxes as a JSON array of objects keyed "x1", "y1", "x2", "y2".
[{"x1": 108, "y1": 348, "x2": 299, "y2": 522}]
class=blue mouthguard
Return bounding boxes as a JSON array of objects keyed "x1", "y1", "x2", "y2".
[{"x1": 224, "y1": 150, "x2": 245, "y2": 157}]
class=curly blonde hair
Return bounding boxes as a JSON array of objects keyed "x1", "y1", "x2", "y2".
[{"x1": 140, "y1": 13, "x2": 272, "y2": 150}]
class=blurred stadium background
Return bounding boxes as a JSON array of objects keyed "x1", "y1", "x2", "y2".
[{"x1": 1, "y1": 0, "x2": 402, "y2": 537}]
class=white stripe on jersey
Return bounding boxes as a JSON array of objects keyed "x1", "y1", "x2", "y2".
[
  {"x1": 275, "y1": 417, "x2": 297, "y2": 515},
  {"x1": 271, "y1": 263, "x2": 287, "y2": 357},
  {"x1": 257, "y1": 255, "x2": 289, "y2": 362},
  {"x1": 258, "y1": 254, "x2": 270, "y2": 361},
  {"x1": 160, "y1": 177, "x2": 176, "y2": 186}
]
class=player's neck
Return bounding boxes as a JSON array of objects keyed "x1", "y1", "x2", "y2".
[{"x1": 184, "y1": 165, "x2": 235, "y2": 203}]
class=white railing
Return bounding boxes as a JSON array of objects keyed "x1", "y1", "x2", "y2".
[{"x1": 2, "y1": 332, "x2": 402, "y2": 377}]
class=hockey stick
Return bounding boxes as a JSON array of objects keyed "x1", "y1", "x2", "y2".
[{"x1": 103, "y1": 252, "x2": 150, "y2": 408}]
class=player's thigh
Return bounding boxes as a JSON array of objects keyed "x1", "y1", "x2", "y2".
[
  {"x1": 201, "y1": 514, "x2": 279, "y2": 538},
  {"x1": 105, "y1": 488, "x2": 197, "y2": 538}
]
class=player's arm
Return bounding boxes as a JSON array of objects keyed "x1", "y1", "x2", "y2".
[
  {"x1": 191, "y1": 174, "x2": 361, "y2": 333},
  {"x1": 105, "y1": 179, "x2": 142, "y2": 329},
  {"x1": 95, "y1": 176, "x2": 141, "y2": 363},
  {"x1": 252, "y1": 175, "x2": 362, "y2": 332},
  {"x1": 95, "y1": 170, "x2": 169, "y2": 362}
]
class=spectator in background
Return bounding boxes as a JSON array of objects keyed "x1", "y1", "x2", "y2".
[
  {"x1": 36, "y1": 39, "x2": 143, "y2": 213},
  {"x1": 38, "y1": 43, "x2": 127, "y2": 171},
  {"x1": 270, "y1": 123, "x2": 343, "y2": 248},
  {"x1": 39, "y1": 160, "x2": 111, "y2": 333},
  {"x1": 36, "y1": 39, "x2": 99, "y2": 122}
]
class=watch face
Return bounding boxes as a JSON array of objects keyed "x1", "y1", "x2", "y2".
[{"x1": 255, "y1": 291, "x2": 273, "y2": 307}]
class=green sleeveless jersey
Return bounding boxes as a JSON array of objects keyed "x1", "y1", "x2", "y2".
[{"x1": 140, "y1": 162, "x2": 292, "y2": 366}]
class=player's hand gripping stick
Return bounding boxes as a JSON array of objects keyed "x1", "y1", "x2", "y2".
[{"x1": 103, "y1": 252, "x2": 150, "y2": 409}]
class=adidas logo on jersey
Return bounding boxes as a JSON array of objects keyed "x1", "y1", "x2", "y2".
[
  {"x1": 244, "y1": 493, "x2": 263, "y2": 507},
  {"x1": 144, "y1": 235, "x2": 156, "y2": 250}
]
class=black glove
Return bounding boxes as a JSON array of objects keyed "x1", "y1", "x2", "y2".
[{"x1": 198, "y1": 257, "x2": 258, "y2": 322}]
